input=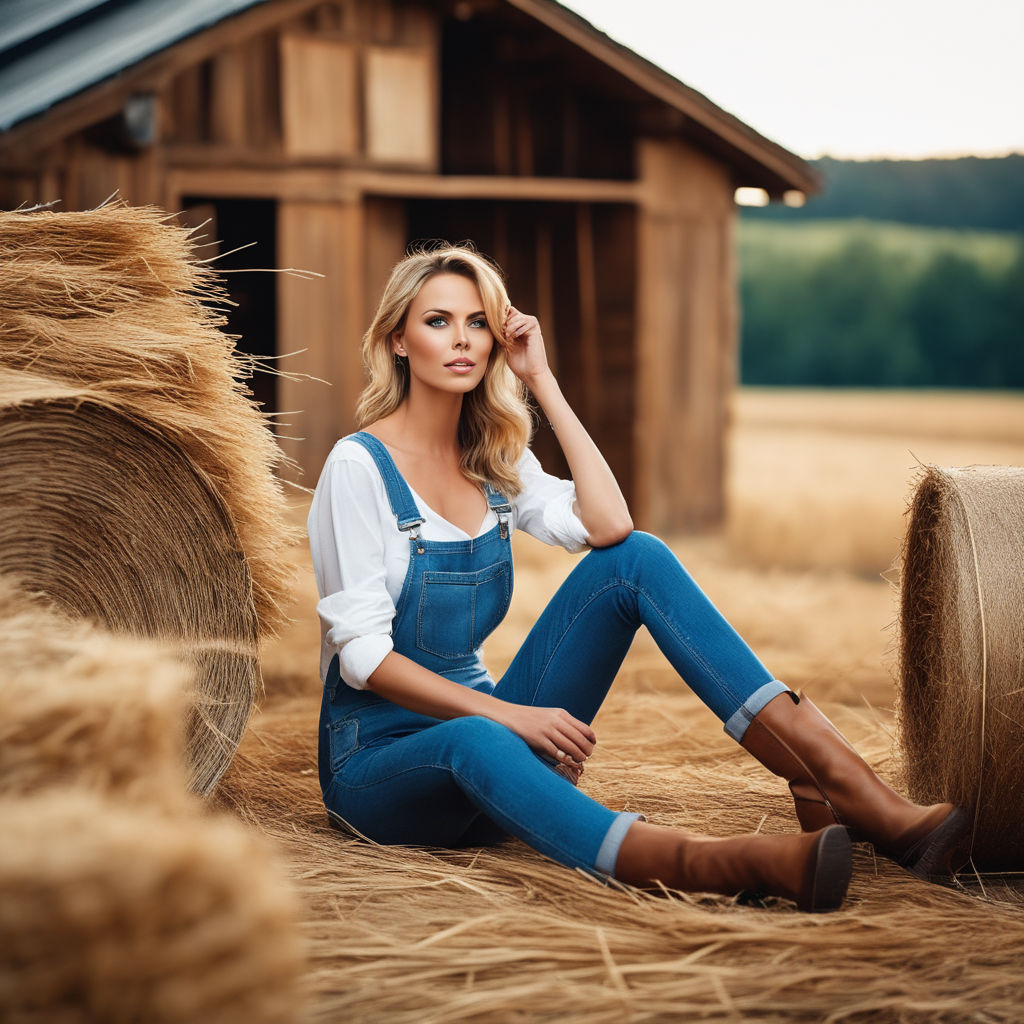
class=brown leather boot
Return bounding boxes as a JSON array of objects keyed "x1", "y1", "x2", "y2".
[
  {"x1": 740, "y1": 692, "x2": 969, "y2": 880},
  {"x1": 613, "y1": 820, "x2": 851, "y2": 913}
]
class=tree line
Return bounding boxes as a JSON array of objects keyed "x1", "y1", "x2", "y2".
[
  {"x1": 740, "y1": 229, "x2": 1024, "y2": 387},
  {"x1": 739, "y1": 155, "x2": 1024, "y2": 387},
  {"x1": 745, "y1": 154, "x2": 1024, "y2": 232}
]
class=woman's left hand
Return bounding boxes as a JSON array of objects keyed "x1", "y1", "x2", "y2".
[{"x1": 503, "y1": 306, "x2": 551, "y2": 387}]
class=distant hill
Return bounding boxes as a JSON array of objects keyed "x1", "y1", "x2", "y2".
[{"x1": 743, "y1": 154, "x2": 1024, "y2": 232}]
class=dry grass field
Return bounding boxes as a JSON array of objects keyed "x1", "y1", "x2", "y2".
[{"x1": 219, "y1": 388, "x2": 1024, "y2": 1022}]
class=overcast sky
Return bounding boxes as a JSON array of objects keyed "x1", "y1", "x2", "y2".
[{"x1": 562, "y1": 0, "x2": 1024, "y2": 161}]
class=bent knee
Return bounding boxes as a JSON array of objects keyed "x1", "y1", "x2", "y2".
[{"x1": 588, "y1": 530, "x2": 671, "y2": 566}]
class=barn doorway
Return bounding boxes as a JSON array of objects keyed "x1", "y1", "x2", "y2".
[{"x1": 179, "y1": 197, "x2": 279, "y2": 417}]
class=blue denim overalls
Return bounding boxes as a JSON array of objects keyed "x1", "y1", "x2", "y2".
[
  {"x1": 315, "y1": 432, "x2": 787, "y2": 878},
  {"x1": 318, "y1": 430, "x2": 512, "y2": 782}
]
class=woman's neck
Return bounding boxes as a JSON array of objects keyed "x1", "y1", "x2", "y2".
[{"x1": 376, "y1": 387, "x2": 463, "y2": 460}]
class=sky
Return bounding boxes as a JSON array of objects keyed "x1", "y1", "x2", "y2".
[{"x1": 562, "y1": 0, "x2": 1024, "y2": 161}]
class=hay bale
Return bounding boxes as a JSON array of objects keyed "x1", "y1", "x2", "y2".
[
  {"x1": 0, "y1": 791, "x2": 304, "y2": 1023},
  {"x1": 899, "y1": 465, "x2": 1024, "y2": 870},
  {"x1": 0, "y1": 383, "x2": 259, "y2": 793},
  {"x1": 0, "y1": 201, "x2": 296, "y2": 636},
  {"x1": 0, "y1": 580, "x2": 192, "y2": 803}
]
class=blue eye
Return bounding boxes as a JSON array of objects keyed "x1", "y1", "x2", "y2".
[
  {"x1": 426, "y1": 316, "x2": 447, "y2": 328},
  {"x1": 470, "y1": 318, "x2": 488, "y2": 329}
]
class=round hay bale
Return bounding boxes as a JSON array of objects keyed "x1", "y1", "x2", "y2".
[
  {"x1": 0, "y1": 791, "x2": 304, "y2": 1023},
  {"x1": 0, "y1": 393, "x2": 259, "y2": 795},
  {"x1": 899, "y1": 465, "x2": 1024, "y2": 870},
  {"x1": 0, "y1": 579, "x2": 192, "y2": 804},
  {"x1": 0, "y1": 202, "x2": 298, "y2": 636}
]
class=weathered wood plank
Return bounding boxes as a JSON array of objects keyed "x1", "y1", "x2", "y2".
[
  {"x1": 364, "y1": 46, "x2": 437, "y2": 168},
  {"x1": 634, "y1": 137, "x2": 733, "y2": 531},
  {"x1": 280, "y1": 34, "x2": 360, "y2": 158},
  {"x1": 277, "y1": 199, "x2": 365, "y2": 479}
]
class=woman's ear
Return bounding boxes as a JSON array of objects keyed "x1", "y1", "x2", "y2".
[{"x1": 391, "y1": 328, "x2": 406, "y2": 358}]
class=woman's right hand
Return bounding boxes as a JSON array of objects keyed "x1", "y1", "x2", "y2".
[{"x1": 493, "y1": 703, "x2": 596, "y2": 767}]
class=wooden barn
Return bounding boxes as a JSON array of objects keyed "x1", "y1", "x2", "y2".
[{"x1": 0, "y1": 0, "x2": 817, "y2": 531}]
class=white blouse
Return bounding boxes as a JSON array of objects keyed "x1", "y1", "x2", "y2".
[{"x1": 308, "y1": 438, "x2": 590, "y2": 690}]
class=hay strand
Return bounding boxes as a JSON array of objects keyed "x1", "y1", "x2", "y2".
[
  {"x1": 0, "y1": 389, "x2": 259, "y2": 793},
  {"x1": 899, "y1": 465, "x2": 1024, "y2": 869},
  {"x1": 0, "y1": 202, "x2": 297, "y2": 636}
]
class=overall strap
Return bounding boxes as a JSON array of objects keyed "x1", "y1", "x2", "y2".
[
  {"x1": 346, "y1": 432, "x2": 424, "y2": 533},
  {"x1": 484, "y1": 484, "x2": 512, "y2": 539}
]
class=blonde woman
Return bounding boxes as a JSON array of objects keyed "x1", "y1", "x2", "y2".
[{"x1": 308, "y1": 245, "x2": 967, "y2": 912}]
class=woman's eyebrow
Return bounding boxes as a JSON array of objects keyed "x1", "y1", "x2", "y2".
[{"x1": 422, "y1": 308, "x2": 487, "y2": 318}]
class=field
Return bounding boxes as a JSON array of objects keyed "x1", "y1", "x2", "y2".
[
  {"x1": 221, "y1": 388, "x2": 1024, "y2": 1022},
  {"x1": 738, "y1": 219, "x2": 1023, "y2": 277}
]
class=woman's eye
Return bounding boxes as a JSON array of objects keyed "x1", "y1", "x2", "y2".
[
  {"x1": 426, "y1": 316, "x2": 447, "y2": 328},
  {"x1": 470, "y1": 318, "x2": 488, "y2": 329}
]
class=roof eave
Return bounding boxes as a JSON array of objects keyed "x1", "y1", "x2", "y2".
[{"x1": 504, "y1": 0, "x2": 821, "y2": 196}]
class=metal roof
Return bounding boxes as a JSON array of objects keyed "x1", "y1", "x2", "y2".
[{"x1": 0, "y1": 0, "x2": 267, "y2": 131}]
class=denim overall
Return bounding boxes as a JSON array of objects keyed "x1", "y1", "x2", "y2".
[
  {"x1": 317, "y1": 432, "x2": 789, "y2": 878},
  {"x1": 318, "y1": 430, "x2": 512, "y2": 767}
]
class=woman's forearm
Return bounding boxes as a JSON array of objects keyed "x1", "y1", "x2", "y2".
[
  {"x1": 366, "y1": 650, "x2": 511, "y2": 721},
  {"x1": 365, "y1": 650, "x2": 597, "y2": 765},
  {"x1": 527, "y1": 369, "x2": 633, "y2": 547}
]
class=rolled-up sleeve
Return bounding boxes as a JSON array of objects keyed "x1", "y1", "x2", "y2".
[
  {"x1": 513, "y1": 448, "x2": 590, "y2": 552},
  {"x1": 308, "y1": 455, "x2": 396, "y2": 689}
]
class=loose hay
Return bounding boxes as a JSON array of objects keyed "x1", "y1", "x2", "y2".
[
  {"x1": 219, "y1": 691, "x2": 1024, "y2": 1024},
  {"x1": 0, "y1": 201, "x2": 297, "y2": 636},
  {"x1": 207, "y1": 500, "x2": 1024, "y2": 1022},
  {"x1": 0, "y1": 791, "x2": 305, "y2": 1024},
  {"x1": 0, "y1": 387, "x2": 259, "y2": 794},
  {"x1": 899, "y1": 465, "x2": 1024, "y2": 870},
  {"x1": 0, "y1": 579, "x2": 191, "y2": 804}
]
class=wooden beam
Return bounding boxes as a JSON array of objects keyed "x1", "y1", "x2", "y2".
[
  {"x1": 634, "y1": 137, "x2": 733, "y2": 531},
  {"x1": 277, "y1": 198, "x2": 365, "y2": 480},
  {"x1": 165, "y1": 166, "x2": 358, "y2": 206},
  {"x1": 164, "y1": 162, "x2": 640, "y2": 204},
  {"x1": 354, "y1": 171, "x2": 639, "y2": 203}
]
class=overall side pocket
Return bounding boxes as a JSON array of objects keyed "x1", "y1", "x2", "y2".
[{"x1": 328, "y1": 718, "x2": 360, "y2": 774}]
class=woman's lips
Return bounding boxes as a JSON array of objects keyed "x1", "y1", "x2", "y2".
[{"x1": 445, "y1": 360, "x2": 475, "y2": 374}]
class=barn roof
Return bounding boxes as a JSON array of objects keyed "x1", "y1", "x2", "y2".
[
  {"x1": 0, "y1": 0, "x2": 817, "y2": 194},
  {"x1": 0, "y1": 0, "x2": 264, "y2": 131}
]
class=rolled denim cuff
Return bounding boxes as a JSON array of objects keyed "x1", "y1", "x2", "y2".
[
  {"x1": 723, "y1": 679, "x2": 792, "y2": 742},
  {"x1": 595, "y1": 811, "x2": 646, "y2": 877}
]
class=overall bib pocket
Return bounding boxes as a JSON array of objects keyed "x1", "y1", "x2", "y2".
[{"x1": 416, "y1": 562, "x2": 511, "y2": 659}]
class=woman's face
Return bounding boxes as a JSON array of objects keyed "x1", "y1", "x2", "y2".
[{"x1": 392, "y1": 273, "x2": 495, "y2": 395}]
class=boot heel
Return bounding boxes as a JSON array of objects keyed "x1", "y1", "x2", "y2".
[
  {"x1": 802, "y1": 825, "x2": 853, "y2": 913},
  {"x1": 897, "y1": 806, "x2": 971, "y2": 881}
]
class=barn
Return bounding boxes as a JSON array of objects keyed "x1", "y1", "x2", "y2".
[{"x1": 0, "y1": 0, "x2": 817, "y2": 531}]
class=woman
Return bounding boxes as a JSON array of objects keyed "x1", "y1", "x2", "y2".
[{"x1": 308, "y1": 245, "x2": 967, "y2": 913}]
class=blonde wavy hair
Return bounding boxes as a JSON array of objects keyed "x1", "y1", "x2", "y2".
[{"x1": 355, "y1": 244, "x2": 533, "y2": 498}]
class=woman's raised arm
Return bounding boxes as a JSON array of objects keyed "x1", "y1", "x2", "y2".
[{"x1": 504, "y1": 306, "x2": 633, "y2": 548}]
